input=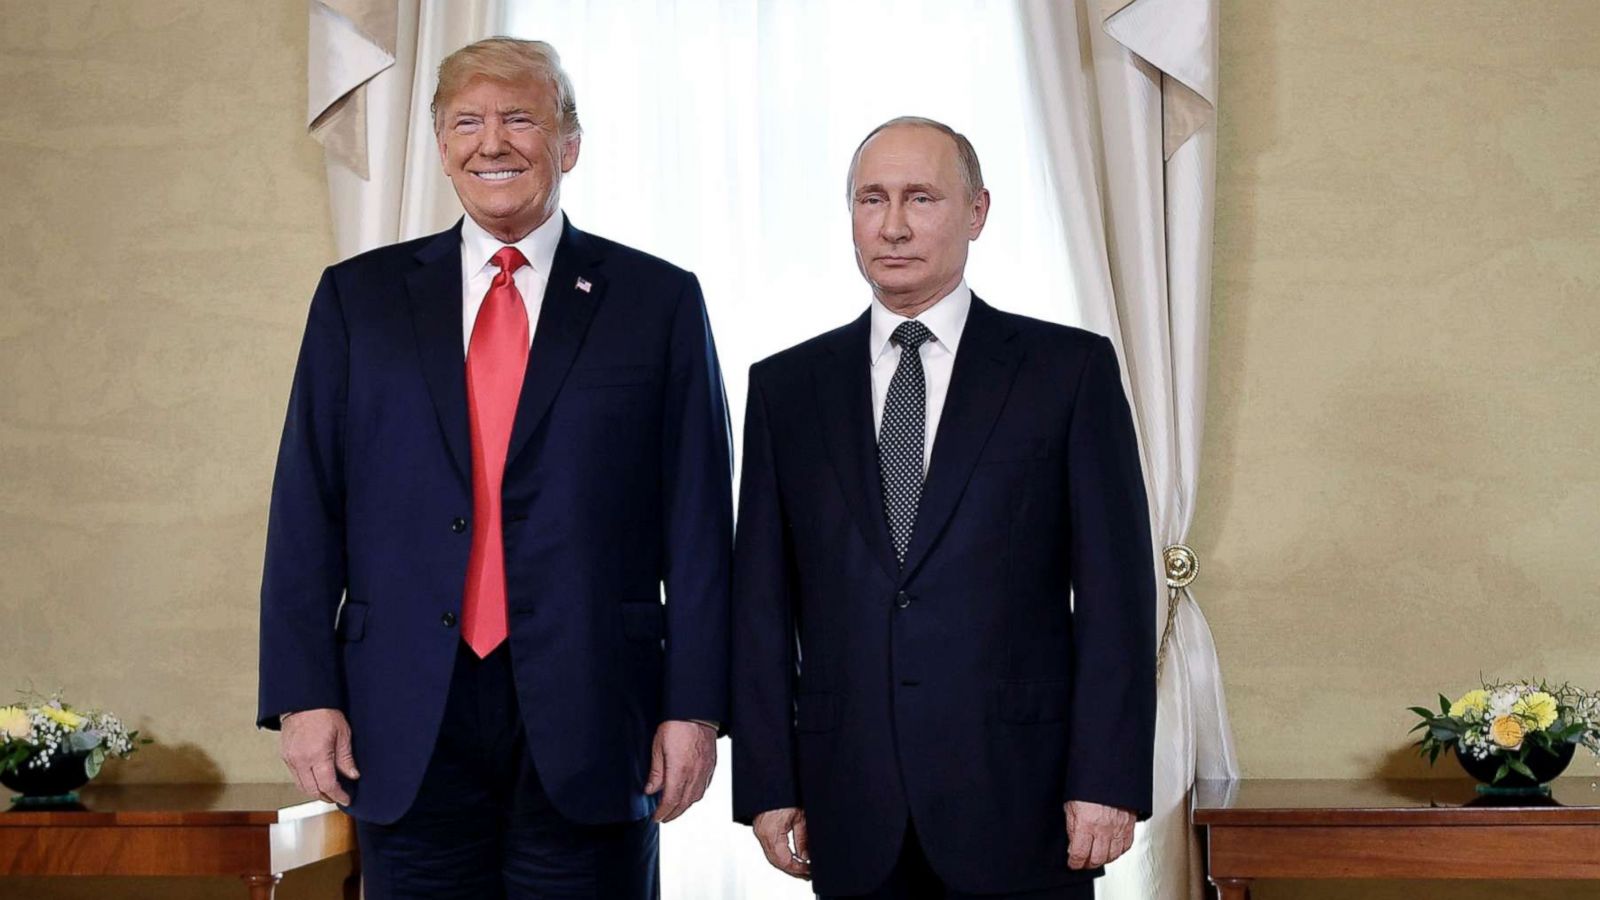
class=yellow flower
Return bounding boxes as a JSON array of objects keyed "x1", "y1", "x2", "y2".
[
  {"x1": 1513, "y1": 692, "x2": 1558, "y2": 731},
  {"x1": 1489, "y1": 715, "x2": 1526, "y2": 750},
  {"x1": 1450, "y1": 689, "x2": 1489, "y2": 717},
  {"x1": 39, "y1": 705, "x2": 85, "y2": 730},
  {"x1": 0, "y1": 706, "x2": 32, "y2": 740}
]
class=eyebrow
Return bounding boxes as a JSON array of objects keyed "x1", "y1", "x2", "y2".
[{"x1": 853, "y1": 182, "x2": 946, "y2": 197}]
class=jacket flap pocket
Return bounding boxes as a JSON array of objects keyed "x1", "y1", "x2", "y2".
[
  {"x1": 336, "y1": 601, "x2": 368, "y2": 642},
  {"x1": 620, "y1": 601, "x2": 667, "y2": 641},
  {"x1": 570, "y1": 365, "x2": 656, "y2": 389},
  {"x1": 998, "y1": 680, "x2": 1069, "y2": 724},
  {"x1": 794, "y1": 692, "x2": 839, "y2": 733}
]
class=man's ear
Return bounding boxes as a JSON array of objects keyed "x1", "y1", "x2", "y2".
[
  {"x1": 561, "y1": 134, "x2": 582, "y2": 174},
  {"x1": 968, "y1": 188, "x2": 991, "y2": 240}
]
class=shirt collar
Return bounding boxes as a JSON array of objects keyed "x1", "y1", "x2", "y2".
[
  {"x1": 869, "y1": 280, "x2": 973, "y2": 365},
  {"x1": 461, "y1": 209, "x2": 565, "y2": 280}
]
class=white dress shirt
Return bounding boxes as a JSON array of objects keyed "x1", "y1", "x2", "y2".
[
  {"x1": 460, "y1": 210, "x2": 565, "y2": 356},
  {"x1": 869, "y1": 281, "x2": 973, "y2": 470}
]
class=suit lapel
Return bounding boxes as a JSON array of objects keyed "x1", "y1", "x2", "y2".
[
  {"x1": 897, "y1": 296, "x2": 1022, "y2": 583},
  {"x1": 406, "y1": 222, "x2": 472, "y2": 484},
  {"x1": 504, "y1": 219, "x2": 606, "y2": 468},
  {"x1": 814, "y1": 312, "x2": 900, "y2": 583}
]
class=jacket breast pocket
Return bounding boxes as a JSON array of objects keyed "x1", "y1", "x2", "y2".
[
  {"x1": 979, "y1": 436, "x2": 1053, "y2": 464},
  {"x1": 335, "y1": 601, "x2": 368, "y2": 642},
  {"x1": 569, "y1": 365, "x2": 656, "y2": 389},
  {"x1": 997, "y1": 680, "x2": 1069, "y2": 724},
  {"x1": 794, "y1": 692, "x2": 839, "y2": 733}
]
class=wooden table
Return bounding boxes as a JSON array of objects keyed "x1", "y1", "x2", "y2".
[
  {"x1": 0, "y1": 783, "x2": 358, "y2": 899},
  {"x1": 1193, "y1": 778, "x2": 1600, "y2": 897}
]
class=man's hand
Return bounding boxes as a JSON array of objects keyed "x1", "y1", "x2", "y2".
[
  {"x1": 645, "y1": 719, "x2": 716, "y2": 822},
  {"x1": 752, "y1": 807, "x2": 811, "y2": 880},
  {"x1": 1065, "y1": 800, "x2": 1135, "y2": 869},
  {"x1": 279, "y1": 708, "x2": 360, "y2": 806}
]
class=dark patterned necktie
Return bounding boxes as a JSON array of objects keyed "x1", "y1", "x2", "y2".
[{"x1": 879, "y1": 320, "x2": 934, "y2": 566}]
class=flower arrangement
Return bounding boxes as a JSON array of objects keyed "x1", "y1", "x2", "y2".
[
  {"x1": 1410, "y1": 679, "x2": 1600, "y2": 785},
  {"x1": 0, "y1": 693, "x2": 144, "y2": 789}
]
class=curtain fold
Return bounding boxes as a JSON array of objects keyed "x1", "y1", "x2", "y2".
[
  {"x1": 1017, "y1": 2, "x2": 1239, "y2": 898},
  {"x1": 309, "y1": 0, "x2": 502, "y2": 260}
]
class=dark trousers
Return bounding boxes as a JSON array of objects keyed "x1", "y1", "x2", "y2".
[
  {"x1": 821, "y1": 821, "x2": 1093, "y2": 900},
  {"x1": 356, "y1": 643, "x2": 658, "y2": 900}
]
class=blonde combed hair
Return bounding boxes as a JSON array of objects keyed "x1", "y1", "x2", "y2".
[{"x1": 431, "y1": 37, "x2": 582, "y2": 137}]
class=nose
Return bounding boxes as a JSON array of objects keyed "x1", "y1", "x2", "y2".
[
  {"x1": 478, "y1": 120, "x2": 508, "y2": 156},
  {"x1": 880, "y1": 199, "x2": 911, "y2": 243}
]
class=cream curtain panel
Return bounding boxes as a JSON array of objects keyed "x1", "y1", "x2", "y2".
[
  {"x1": 308, "y1": 0, "x2": 498, "y2": 259},
  {"x1": 1017, "y1": 2, "x2": 1239, "y2": 899}
]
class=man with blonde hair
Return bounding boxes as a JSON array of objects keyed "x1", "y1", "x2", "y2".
[{"x1": 259, "y1": 37, "x2": 731, "y2": 898}]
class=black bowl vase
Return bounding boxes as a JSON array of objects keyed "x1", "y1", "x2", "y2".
[
  {"x1": 1454, "y1": 741, "x2": 1576, "y2": 792},
  {"x1": 1, "y1": 750, "x2": 94, "y2": 799}
]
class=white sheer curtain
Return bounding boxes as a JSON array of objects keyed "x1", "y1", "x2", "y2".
[
  {"x1": 310, "y1": 0, "x2": 503, "y2": 258},
  {"x1": 1017, "y1": 2, "x2": 1239, "y2": 899},
  {"x1": 502, "y1": 2, "x2": 1084, "y2": 897}
]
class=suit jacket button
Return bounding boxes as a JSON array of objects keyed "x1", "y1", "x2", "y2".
[
  {"x1": 441, "y1": 612, "x2": 457, "y2": 628},
  {"x1": 451, "y1": 517, "x2": 467, "y2": 533},
  {"x1": 895, "y1": 591, "x2": 912, "y2": 609}
]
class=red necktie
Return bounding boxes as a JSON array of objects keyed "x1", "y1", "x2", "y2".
[{"x1": 461, "y1": 246, "x2": 530, "y2": 657}]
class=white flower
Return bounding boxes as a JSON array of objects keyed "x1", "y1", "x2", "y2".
[{"x1": 1487, "y1": 689, "x2": 1518, "y2": 720}]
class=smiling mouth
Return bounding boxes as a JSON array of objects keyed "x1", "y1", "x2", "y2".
[{"x1": 472, "y1": 170, "x2": 525, "y2": 182}]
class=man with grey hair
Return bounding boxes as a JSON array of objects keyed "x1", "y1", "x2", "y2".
[
  {"x1": 259, "y1": 37, "x2": 731, "y2": 898},
  {"x1": 731, "y1": 117, "x2": 1156, "y2": 898}
]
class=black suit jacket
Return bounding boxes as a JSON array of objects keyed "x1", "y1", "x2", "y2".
[{"x1": 730, "y1": 296, "x2": 1155, "y2": 896}]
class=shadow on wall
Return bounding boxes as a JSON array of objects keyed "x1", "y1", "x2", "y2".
[
  {"x1": 98, "y1": 737, "x2": 224, "y2": 784},
  {"x1": 1197, "y1": 0, "x2": 1280, "y2": 548}
]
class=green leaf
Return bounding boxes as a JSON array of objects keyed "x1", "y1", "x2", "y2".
[
  {"x1": 1494, "y1": 762, "x2": 1510, "y2": 783},
  {"x1": 1408, "y1": 707, "x2": 1437, "y2": 719},
  {"x1": 1439, "y1": 694, "x2": 1453, "y2": 715},
  {"x1": 1507, "y1": 757, "x2": 1535, "y2": 780},
  {"x1": 84, "y1": 748, "x2": 104, "y2": 779}
]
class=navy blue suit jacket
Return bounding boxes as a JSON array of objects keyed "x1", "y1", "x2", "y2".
[
  {"x1": 730, "y1": 297, "x2": 1155, "y2": 896},
  {"x1": 258, "y1": 218, "x2": 733, "y2": 826}
]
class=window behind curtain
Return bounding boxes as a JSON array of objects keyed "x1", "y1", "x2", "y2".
[{"x1": 504, "y1": 3, "x2": 1079, "y2": 897}]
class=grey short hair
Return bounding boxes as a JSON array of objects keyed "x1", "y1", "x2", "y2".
[
  {"x1": 432, "y1": 37, "x2": 582, "y2": 138},
  {"x1": 845, "y1": 116, "x2": 984, "y2": 207}
]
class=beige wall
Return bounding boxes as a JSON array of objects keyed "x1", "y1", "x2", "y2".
[
  {"x1": 1203, "y1": 0, "x2": 1600, "y2": 897},
  {"x1": 0, "y1": 0, "x2": 344, "y2": 896},
  {"x1": 1, "y1": 0, "x2": 1597, "y2": 898}
]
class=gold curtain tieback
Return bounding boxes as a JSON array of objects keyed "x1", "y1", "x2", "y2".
[
  {"x1": 1156, "y1": 544, "x2": 1199, "y2": 681},
  {"x1": 1163, "y1": 544, "x2": 1198, "y2": 588}
]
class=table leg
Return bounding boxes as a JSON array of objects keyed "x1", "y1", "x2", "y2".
[
  {"x1": 242, "y1": 873, "x2": 282, "y2": 900},
  {"x1": 1211, "y1": 877, "x2": 1251, "y2": 900}
]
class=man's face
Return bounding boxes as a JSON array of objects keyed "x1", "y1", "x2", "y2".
[
  {"x1": 437, "y1": 75, "x2": 579, "y2": 242},
  {"x1": 850, "y1": 125, "x2": 989, "y2": 306}
]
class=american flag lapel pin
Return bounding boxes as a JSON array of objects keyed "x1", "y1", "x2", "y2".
[{"x1": 575, "y1": 277, "x2": 592, "y2": 294}]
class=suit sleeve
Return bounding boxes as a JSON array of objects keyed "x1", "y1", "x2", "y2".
[
  {"x1": 730, "y1": 365, "x2": 801, "y2": 823},
  {"x1": 1062, "y1": 335, "x2": 1157, "y2": 819},
  {"x1": 658, "y1": 272, "x2": 735, "y2": 727},
  {"x1": 256, "y1": 268, "x2": 350, "y2": 730}
]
